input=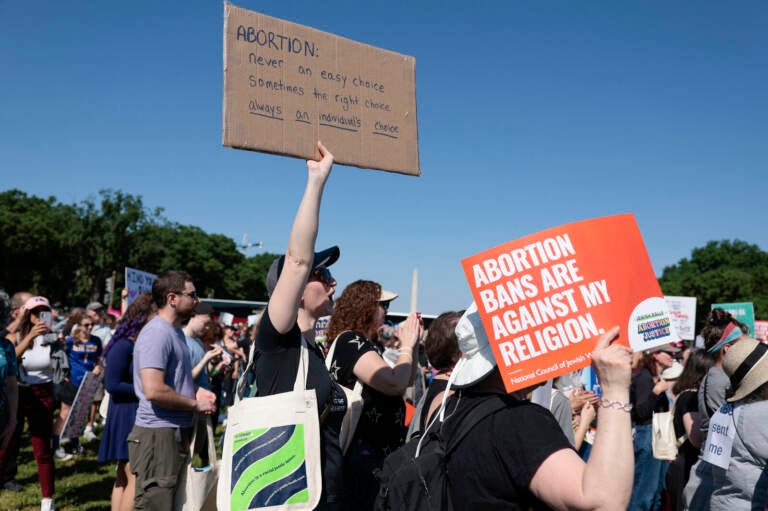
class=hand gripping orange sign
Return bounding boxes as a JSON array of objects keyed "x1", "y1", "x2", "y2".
[{"x1": 461, "y1": 213, "x2": 678, "y2": 393}]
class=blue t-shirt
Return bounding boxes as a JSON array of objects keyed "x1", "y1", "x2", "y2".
[
  {"x1": 185, "y1": 336, "x2": 211, "y2": 391},
  {"x1": 133, "y1": 316, "x2": 196, "y2": 428},
  {"x1": 66, "y1": 335, "x2": 102, "y2": 387},
  {"x1": 0, "y1": 338, "x2": 18, "y2": 382}
]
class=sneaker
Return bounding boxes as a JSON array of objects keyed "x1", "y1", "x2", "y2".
[
  {"x1": 3, "y1": 479, "x2": 24, "y2": 492},
  {"x1": 54, "y1": 447, "x2": 73, "y2": 461},
  {"x1": 83, "y1": 427, "x2": 98, "y2": 443},
  {"x1": 41, "y1": 497, "x2": 55, "y2": 511}
]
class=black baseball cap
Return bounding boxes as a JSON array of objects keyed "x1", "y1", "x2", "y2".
[
  {"x1": 194, "y1": 302, "x2": 215, "y2": 315},
  {"x1": 266, "y1": 246, "x2": 340, "y2": 296}
]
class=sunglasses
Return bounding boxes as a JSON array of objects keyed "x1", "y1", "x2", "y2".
[
  {"x1": 177, "y1": 291, "x2": 199, "y2": 299},
  {"x1": 311, "y1": 267, "x2": 334, "y2": 286},
  {"x1": 380, "y1": 300, "x2": 391, "y2": 312},
  {"x1": 80, "y1": 323, "x2": 94, "y2": 328}
]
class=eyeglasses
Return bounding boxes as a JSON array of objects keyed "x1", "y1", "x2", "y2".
[
  {"x1": 178, "y1": 291, "x2": 199, "y2": 300},
  {"x1": 311, "y1": 267, "x2": 334, "y2": 286},
  {"x1": 380, "y1": 300, "x2": 391, "y2": 312}
]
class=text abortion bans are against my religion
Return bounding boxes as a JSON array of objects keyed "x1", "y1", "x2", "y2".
[{"x1": 461, "y1": 213, "x2": 679, "y2": 393}]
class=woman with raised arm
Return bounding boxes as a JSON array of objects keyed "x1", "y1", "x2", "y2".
[
  {"x1": 6, "y1": 297, "x2": 58, "y2": 511},
  {"x1": 325, "y1": 281, "x2": 422, "y2": 511},
  {"x1": 253, "y1": 141, "x2": 344, "y2": 510},
  {"x1": 442, "y1": 302, "x2": 634, "y2": 510}
]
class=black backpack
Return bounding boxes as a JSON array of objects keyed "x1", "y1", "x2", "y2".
[{"x1": 374, "y1": 394, "x2": 506, "y2": 511}]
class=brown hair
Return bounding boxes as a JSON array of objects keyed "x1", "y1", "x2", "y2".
[
  {"x1": 672, "y1": 349, "x2": 713, "y2": 394},
  {"x1": 18, "y1": 299, "x2": 51, "y2": 338},
  {"x1": 152, "y1": 270, "x2": 193, "y2": 308},
  {"x1": 701, "y1": 308, "x2": 749, "y2": 354},
  {"x1": 425, "y1": 311, "x2": 463, "y2": 372},
  {"x1": 635, "y1": 352, "x2": 660, "y2": 378},
  {"x1": 200, "y1": 321, "x2": 223, "y2": 348},
  {"x1": 326, "y1": 280, "x2": 381, "y2": 344}
]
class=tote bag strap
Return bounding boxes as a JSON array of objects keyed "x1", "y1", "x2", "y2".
[
  {"x1": 235, "y1": 340, "x2": 260, "y2": 404},
  {"x1": 293, "y1": 336, "x2": 310, "y2": 392},
  {"x1": 188, "y1": 415, "x2": 217, "y2": 465}
]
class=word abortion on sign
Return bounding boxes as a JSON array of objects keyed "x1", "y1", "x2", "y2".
[
  {"x1": 125, "y1": 267, "x2": 157, "y2": 306},
  {"x1": 223, "y1": 3, "x2": 420, "y2": 176},
  {"x1": 462, "y1": 214, "x2": 677, "y2": 393}
]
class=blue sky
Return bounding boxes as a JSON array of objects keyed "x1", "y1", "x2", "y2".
[{"x1": 2, "y1": 1, "x2": 766, "y2": 315}]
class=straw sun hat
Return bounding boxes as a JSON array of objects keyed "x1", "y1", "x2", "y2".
[{"x1": 723, "y1": 337, "x2": 768, "y2": 403}]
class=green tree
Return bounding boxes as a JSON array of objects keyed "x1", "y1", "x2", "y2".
[
  {"x1": 658, "y1": 240, "x2": 768, "y2": 332},
  {"x1": 1, "y1": 188, "x2": 278, "y2": 307},
  {"x1": 224, "y1": 252, "x2": 280, "y2": 301},
  {"x1": 74, "y1": 189, "x2": 163, "y2": 305},
  {"x1": 0, "y1": 189, "x2": 81, "y2": 302}
]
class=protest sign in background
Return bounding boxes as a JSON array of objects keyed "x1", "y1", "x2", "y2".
[
  {"x1": 665, "y1": 296, "x2": 697, "y2": 340},
  {"x1": 314, "y1": 316, "x2": 330, "y2": 344},
  {"x1": 125, "y1": 267, "x2": 157, "y2": 306},
  {"x1": 223, "y1": 3, "x2": 420, "y2": 175},
  {"x1": 754, "y1": 320, "x2": 768, "y2": 341},
  {"x1": 461, "y1": 213, "x2": 677, "y2": 393},
  {"x1": 712, "y1": 302, "x2": 755, "y2": 337},
  {"x1": 61, "y1": 371, "x2": 103, "y2": 439}
]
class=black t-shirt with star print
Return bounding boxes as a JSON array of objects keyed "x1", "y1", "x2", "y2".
[{"x1": 329, "y1": 330, "x2": 406, "y2": 453}]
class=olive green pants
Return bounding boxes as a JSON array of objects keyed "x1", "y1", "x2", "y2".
[{"x1": 127, "y1": 425, "x2": 192, "y2": 511}]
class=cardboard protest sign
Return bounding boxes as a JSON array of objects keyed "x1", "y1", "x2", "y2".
[
  {"x1": 461, "y1": 213, "x2": 677, "y2": 393},
  {"x1": 125, "y1": 267, "x2": 157, "y2": 306},
  {"x1": 223, "y1": 3, "x2": 420, "y2": 176},
  {"x1": 665, "y1": 296, "x2": 697, "y2": 340},
  {"x1": 754, "y1": 320, "x2": 768, "y2": 341},
  {"x1": 712, "y1": 302, "x2": 755, "y2": 337},
  {"x1": 62, "y1": 371, "x2": 103, "y2": 439}
]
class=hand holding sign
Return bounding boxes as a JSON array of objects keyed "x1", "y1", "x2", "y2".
[
  {"x1": 461, "y1": 214, "x2": 676, "y2": 393},
  {"x1": 591, "y1": 326, "x2": 632, "y2": 399},
  {"x1": 307, "y1": 140, "x2": 334, "y2": 183}
]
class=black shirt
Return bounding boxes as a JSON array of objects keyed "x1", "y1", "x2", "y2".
[
  {"x1": 255, "y1": 306, "x2": 344, "y2": 502},
  {"x1": 255, "y1": 306, "x2": 333, "y2": 409},
  {"x1": 420, "y1": 377, "x2": 449, "y2": 429},
  {"x1": 630, "y1": 368, "x2": 670, "y2": 425},
  {"x1": 446, "y1": 392, "x2": 572, "y2": 510},
  {"x1": 328, "y1": 330, "x2": 406, "y2": 453}
]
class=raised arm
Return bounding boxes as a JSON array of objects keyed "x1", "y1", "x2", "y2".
[
  {"x1": 528, "y1": 326, "x2": 633, "y2": 511},
  {"x1": 269, "y1": 141, "x2": 333, "y2": 334},
  {"x1": 354, "y1": 312, "x2": 422, "y2": 396}
]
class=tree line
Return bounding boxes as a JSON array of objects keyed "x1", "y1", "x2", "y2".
[
  {"x1": 0, "y1": 189, "x2": 279, "y2": 308},
  {"x1": 1, "y1": 188, "x2": 766, "y2": 331}
]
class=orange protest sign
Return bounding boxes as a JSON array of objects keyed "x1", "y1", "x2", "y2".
[{"x1": 461, "y1": 213, "x2": 677, "y2": 394}]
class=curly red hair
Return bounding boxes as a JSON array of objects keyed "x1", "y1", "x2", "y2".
[{"x1": 326, "y1": 280, "x2": 381, "y2": 345}]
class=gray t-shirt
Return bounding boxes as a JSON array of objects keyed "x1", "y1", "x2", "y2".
[
  {"x1": 684, "y1": 400, "x2": 768, "y2": 510},
  {"x1": 133, "y1": 316, "x2": 196, "y2": 428},
  {"x1": 697, "y1": 366, "x2": 730, "y2": 435}
]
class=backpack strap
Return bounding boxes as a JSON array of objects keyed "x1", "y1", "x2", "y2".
[{"x1": 443, "y1": 394, "x2": 507, "y2": 454}]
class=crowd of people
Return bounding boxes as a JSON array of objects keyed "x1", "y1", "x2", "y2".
[{"x1": 1, "y1": 142, "x2": 766, "y2": 511}]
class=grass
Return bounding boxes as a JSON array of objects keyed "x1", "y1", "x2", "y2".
[
  {"x1": 0, "y1": 422, "x2": 226, "y2": 511},
  {"x1": 0, "y1": 432, "x2": 114, "y2": 511}
]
